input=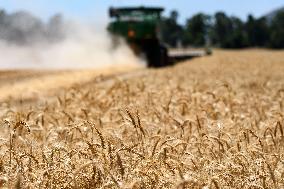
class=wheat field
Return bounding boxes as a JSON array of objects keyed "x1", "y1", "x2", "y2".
[{"x1": 0, "y1": 50, "x2": 284, "y2": 188}]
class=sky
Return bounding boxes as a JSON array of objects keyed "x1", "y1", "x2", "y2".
[{"x1": 0, "y1": 0, "x2": 283, "y2": 24}]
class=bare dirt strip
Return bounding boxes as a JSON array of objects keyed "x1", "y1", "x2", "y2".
[{"x1": 0, "y1": 64, "x2": 143, "y2": 103}]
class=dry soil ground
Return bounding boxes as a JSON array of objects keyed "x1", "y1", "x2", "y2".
[
  {"x1": 0, "y1": 64, "x2": 141, "y2": 103},
  {"x1": 0, "y1": 50, "x2": 284, "y2": 188}
]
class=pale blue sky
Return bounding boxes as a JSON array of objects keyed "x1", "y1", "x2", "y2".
[{"x1": 0, "y1": 0, "x2": 283, "y2": 23}]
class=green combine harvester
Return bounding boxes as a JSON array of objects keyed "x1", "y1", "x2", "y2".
[{"x1": 107, "y1": 6, "x2": 208, "y2": 67}]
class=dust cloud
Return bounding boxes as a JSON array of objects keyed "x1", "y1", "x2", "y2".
[{"x1": 0, "y1": 11, "x2": 144, "y2": 69}]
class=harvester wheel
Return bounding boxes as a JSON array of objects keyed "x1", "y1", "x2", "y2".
[
  {"x1": 159, "y1": 45, "x2": 169, "y2": 67},
  {"x1": 146, "y1": 43, "x2": 168, "y2": 67}
]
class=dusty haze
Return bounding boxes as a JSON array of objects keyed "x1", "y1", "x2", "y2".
[{"x1": 0, "y1": 10, "x2": 144, "y2": 69}]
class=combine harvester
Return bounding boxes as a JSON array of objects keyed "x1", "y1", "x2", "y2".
[{"x1": 107, "y1": 6, "x2": 211, "y2": 67}]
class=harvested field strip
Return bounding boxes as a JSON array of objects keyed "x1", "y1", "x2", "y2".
[{"x1": 0, "y1": 64, "x2": 141, "y2": 101}]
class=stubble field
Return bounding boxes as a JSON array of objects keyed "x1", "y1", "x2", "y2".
[{"x1": 0, "y1": 50, "x2": 284, "y2": 188}]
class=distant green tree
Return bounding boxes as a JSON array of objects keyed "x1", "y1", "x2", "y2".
[
  {"x1": 210, "y1": 13, "x2": 248, "y2": 48},
  {"x1": 246, "y1": 15, "x2": 269, "y2": 47},
  {"x1": 160, "y1": 10, "x2": 183, "y2": 47},
  {"x1": 246, "y1": 15, "x2": 257, "y2": 46},
  {"x1": 211, "y1": 12, "x2": 233, "y2": 47},
  {"x1": 0, "y1": 9, "x2": 6, "y2": 39},
  {"x1": 0, "y1": 9, "x2": 6, "y2": 29},
  {"x1": 228, "y1": 17, "x2": 249, "y2": 48},
  {"x1": 255, "y1": 17, "x2": 270, "y2": 47},
  {"x1": 183, "y1": 13, "x2": 210, "y2": 47},
  {"x1": 269, "y1": 11, "x2": 284, "y2": 48},
  {"x1": 0, "y1": 9, "x2": 5, "y2": 23},
  {"x1": 47, "y1": 14, "x2": 65, "y2": 41},
  {"x1": 170, "y1": 10, "x2": 178, "y2": 22}
]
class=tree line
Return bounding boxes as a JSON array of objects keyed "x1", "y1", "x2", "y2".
[{"x1": 160, "y1": 10, "x2": 284, "y2": 49}]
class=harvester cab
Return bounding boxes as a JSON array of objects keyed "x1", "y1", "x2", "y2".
[{"x1": 108, "y1": 7, "x2": 168, "y2": 67}]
